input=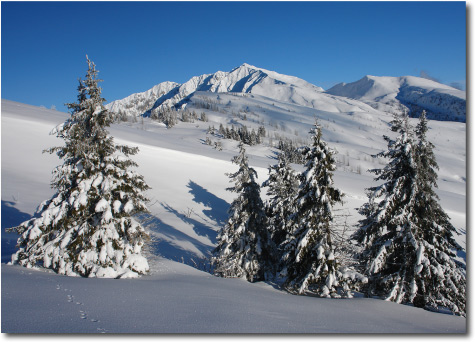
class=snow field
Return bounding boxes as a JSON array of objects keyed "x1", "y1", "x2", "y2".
[
  {"x1": 1, "y1": 260, "x2": 466, "y2": 333},
  {"x1": 1, "y1": 96, "x2": 466, "y2": 265},
  {"x1": 1, "y1": 99, "x2": 467, "y2": 332}
]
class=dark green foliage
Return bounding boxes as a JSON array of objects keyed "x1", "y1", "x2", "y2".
[
  {"x1": 281, "y1": 122, "x2": 360, "y2": 297},
  {"x1": 212, "y1": 142, "x2": 276, "y2": 282},
  {"x1": 262, "y1": 151, "x2": 299, "y2": 256}
]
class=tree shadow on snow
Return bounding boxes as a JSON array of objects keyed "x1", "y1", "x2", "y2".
[
  {"x1": 144, "y1": 182, "x2": 229, "y2": 271},
  {"x1": 266, "y1": 150, "x2": 280, "y2": 160},
  {"x1": 456, "y1": 249, "x2": 466, "y2": 263},
  {"x1": 144, "y1": 210, "x2": 216, "y2": 271},
  {"x1": 160, "y1": 203, "x2": 219, "y2": 245},
  {"x1": 186, "y1": 180, "x2": 229, "y2": 227},
  {"x1": 1, "y1": 201, "x2": 30, "y2": 263}
]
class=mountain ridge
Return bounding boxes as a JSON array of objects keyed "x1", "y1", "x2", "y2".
[
  {"x1": 106, "y1": 64, "x2": 466, "y2": 122},
  {"x1": 326, "y1": 75, "x2": 466, "y2": 121},
  {"x1": 106, "y1": 63, "x2": 326, "y2": 117}
]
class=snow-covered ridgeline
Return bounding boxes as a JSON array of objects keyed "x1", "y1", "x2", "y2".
[
  {"x1": 106, "y1": 81, "x2": 180, "y2": 117},
  {"x1": 106, "y1": 63, "x2": 320, "y2": 116},
  {"x1": 327, "y1": 75, "x2": 466, "y2": 122},
  {"x1": 106, "y1": 64, "x2": 465, "y2": 123},
  {"x1": 105, "y1": 63, "x2": 380, "y2": 117}
]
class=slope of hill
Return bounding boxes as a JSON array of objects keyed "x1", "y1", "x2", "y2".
[
  {"x1": 1, "y1": 93, "x2": 466, "y2": 332},
  {"x1": 2, "y1": 258, "x2": 466, "y2": 333},
  {"x1": 326, "y1": 75, "x2": 466, "y2": 122}
]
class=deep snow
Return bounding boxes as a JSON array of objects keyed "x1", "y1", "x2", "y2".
[
  {"x1": 1, "y1": 99, "x2": 466, "y2": 333},
  {"x1": 1, "y1": 261, "x2": 466, "y2": 333}
]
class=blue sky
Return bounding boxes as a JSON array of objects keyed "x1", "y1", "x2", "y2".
[{"x1": 1, "y1": 1, "x2": 466, "y2": 112}]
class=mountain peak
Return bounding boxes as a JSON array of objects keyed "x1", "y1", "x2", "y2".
[
  {"x1": 231, "y1": 63, "x2": 261, "y2": 73},
  {"x1": 107, "y1": 64, "x2": 327, "y2": 116},
  {"x1": 105, "y1": 65, "x2": 464, "y2": 123},
  {"x1": 240, "y1": 62, "x2": 255, "y2": 68}
]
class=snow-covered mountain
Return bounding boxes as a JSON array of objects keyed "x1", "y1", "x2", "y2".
[
  {"x1": 106, "y1": 63, "x2": 379, "y2": 117},
  {"x1": 106, "y1": 81, "x2": 181, "y2": 118},
  {"x1": 326, "y1": 75, "x2": 466, "y2": 122},
  {"x1": 107, "y1": 64, "x2": 466, "y2": 123}
]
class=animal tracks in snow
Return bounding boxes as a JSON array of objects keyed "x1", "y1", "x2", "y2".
[{"x1": 56, "y1": 283, "x2": 106, "y2": 332}]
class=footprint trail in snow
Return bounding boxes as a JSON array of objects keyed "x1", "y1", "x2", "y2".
[{"x1": 56, "y1": 283, "x2": 107, "y2": 333}]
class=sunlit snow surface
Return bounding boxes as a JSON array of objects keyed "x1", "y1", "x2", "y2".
[
  {"x1": 1, "y1": 99, "x2": 466, "y2": 333},
  {"x1": 1, "y1": 261, "x2": 465, "y2": 333}
]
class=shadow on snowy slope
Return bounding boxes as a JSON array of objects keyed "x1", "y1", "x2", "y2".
[
  {"x1": 186, "y1": 180, "x2": 229, "y2": 227},
  {"x1": 1, "y1": 182, "x2": 231, "y2": 272},
  {"x1": 145, "y1": 212, "x2": 214, "y2": 271},
  {"x1": 144, "y1": 182, "x2": 229, "y2": 271},
  {"x1": 160, "y1": 203, "x2": 219, "y2": 245},
  {"x1": 1, "y1": 201, "x2": 29, "y2": 263}
]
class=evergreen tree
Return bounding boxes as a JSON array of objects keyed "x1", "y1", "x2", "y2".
[
  {"x1": 7, "y1": 56, "x2": 151, "y2": 278},
  {"x1": 218, "y1": 123, "x2": 225, "y2": 135},
  {"x1": 412, "y1": 111, "x2": 466, "y2": 314},
  {"x1": 414, "y1": 111, "x2": 439, "y2": 193},
  {"x1": 212, "y1": 142, "x2": 276, "y2": 282},
  {"x1": 258, "y1": 125, "x2": 266, "y2": 138},
  {"x1": 281, "y1": 122, "x2": 359, "y2": 297},
  {"x1": 262, "y1": 152, "x2": 299, "y2": 252},
  {"x1": 250, "y1": 129, "x2": 257, "y2": 145},
  {"x1": 278, "y1": 138, "x2": 305, "y2": 164},
  {"x1": 353, "y1": 112, "x2": 465, "y2": 316}
]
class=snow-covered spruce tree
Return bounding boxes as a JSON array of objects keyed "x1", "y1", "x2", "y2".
[
  {"x1": 281, "y1": 122, "x2": 363, "y2": 297},
  {"x1": 212, "y1": 142, "x2": 276, "y2": 282},
  {"x1": 262, "y1": 151, "x2": 299, "y2": 257},
  {"x1": 353, "y1": 111, "x2": 465, "y2": 316},
  {"x1": 412, "y1": 111, "x2": 465, "y2": 314},
  {"x1": 7, "y1": 56, "x2": 150, "y2": 278}
]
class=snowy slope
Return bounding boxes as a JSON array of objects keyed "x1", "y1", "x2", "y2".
[
  {"x1": 327, "y1": 75, "x2": 466, "y2": 122},
  {"x1": 106, "y1": 63, "x2": 379, "y2": 117},
  {"x1": 1, "y1": 99, "x2": 466, "y2": 332},
  {"x1": 1, "y1": 261, "x2": 466, "y2": 333},
  {"x1": 107, "y1": 81, "x2": 180, "y2": 118}
]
